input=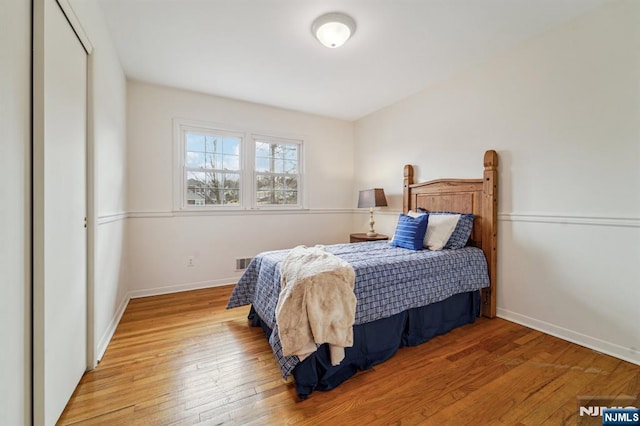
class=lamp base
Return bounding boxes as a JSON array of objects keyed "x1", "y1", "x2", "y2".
[{"x1": 367, "y1": 207, "x2": 377, "y2": 237}]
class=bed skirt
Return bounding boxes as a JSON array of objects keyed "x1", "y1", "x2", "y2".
[{"x1": 248, "y1": 290, "x2": 481, "y2": 399}]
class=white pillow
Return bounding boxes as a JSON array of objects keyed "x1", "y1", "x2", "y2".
[{"x1": 424, "y1": 214, "x2": 460, "y2": 250}]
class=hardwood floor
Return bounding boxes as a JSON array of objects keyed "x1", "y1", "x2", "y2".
[{"x1": 59, "y1": 286, "x2": 639, "y2": 425}]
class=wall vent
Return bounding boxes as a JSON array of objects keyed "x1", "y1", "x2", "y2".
[{"x1": 235, "y1": 257, "x2": 253, "y2": 271}]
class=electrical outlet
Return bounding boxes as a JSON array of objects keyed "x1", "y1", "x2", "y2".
[{"x1": 187, "y1": 256, "x2": 195, "y2": 267}]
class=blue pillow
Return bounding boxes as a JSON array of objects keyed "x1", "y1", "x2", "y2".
[
  {"x1": 417, "y1": 209, "x2": 474, "y2": 249},
  {"x1": 390, "y1": 214, "x2": 429, "y2": 250}
]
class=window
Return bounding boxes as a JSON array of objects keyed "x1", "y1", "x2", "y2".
[
  {"x1": 183, "y1": 130, "x2": 242, "y2": 207},
  {"x1": 174, "y1": 119, "x2": 304, "y2": 211},
  {"x1": 254, "y1": 138, "x2": 301, "y2": 207}
]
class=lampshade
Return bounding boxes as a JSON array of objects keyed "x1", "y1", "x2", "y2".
[
  {"x1": 311, "y1": 12, "x2": 356, "y2": 48},
  {"x1": 357, "y1": 188, "x2": 388, "y2": 208}
]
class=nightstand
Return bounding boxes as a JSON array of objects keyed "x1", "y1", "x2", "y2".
[{"x1": 350, "y1": 233, "x2": 389, "y2": 243}]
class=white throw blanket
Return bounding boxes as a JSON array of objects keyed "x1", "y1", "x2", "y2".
[{"x1": 275, "y1": 245, "x2": 357, "y2": 366}]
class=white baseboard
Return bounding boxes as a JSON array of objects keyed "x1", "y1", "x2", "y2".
[
  {"x1": 127, "y1": 277, "x2": 238, "y2": 299},
  {"x1": 497, "y1": 308, "x2": 640, "y2": 366},
  {"x1": 96, "y1": 294, "x2": 130, "y2": 362}
]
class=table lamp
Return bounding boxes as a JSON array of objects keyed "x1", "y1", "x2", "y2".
[{"x1": 357, "y1": 188, "x2": 388, "y2": 237}]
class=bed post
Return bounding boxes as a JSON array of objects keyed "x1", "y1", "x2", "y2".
[
  {"x1": 403, "y1": 165, "x2": 414, "y2": 214},
  {"x1": 482, "y1": 150, "x2": 498, "y2": 318}
]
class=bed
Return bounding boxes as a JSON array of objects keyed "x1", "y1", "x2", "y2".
[{"x1": 227, "y1": 150, "x2": 498, "y2": 399}]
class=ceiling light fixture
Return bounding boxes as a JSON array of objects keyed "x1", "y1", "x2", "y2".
[{"x1": 311, "y1": 12, "x2": 356, "y2": 49}]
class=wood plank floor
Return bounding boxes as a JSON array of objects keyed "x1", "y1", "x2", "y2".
[{"x1": 59, "y1": 286, "x2": 639, "y2": 425}]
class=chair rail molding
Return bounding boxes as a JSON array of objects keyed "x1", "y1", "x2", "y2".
[{"x1": 498, "y1": 213, "x2": 640, "y2": 228}]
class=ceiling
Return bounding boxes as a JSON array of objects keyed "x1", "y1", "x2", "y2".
[{"x1": 97, "y1": 0, "x2": 609, "y2": 121}]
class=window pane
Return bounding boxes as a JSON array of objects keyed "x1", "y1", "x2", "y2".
[
  {"x1": 222, "y1": 154, "x2": 239, "y2": 170},
  {"x1": 186, "y1": 133, "x2": 206, "y2": 152},
  {"x1": 224, "y1": 173, "x2": 240, "y2": 190},
  {"x1": 205, "y1": 136, "x2": 221, "y2": 154},
  {"x1": 207, "y1": 172, "x2": 223, "y2": 187},
  {"x1": 255, "y1": 141, "x2": 298, "y2": 171},
  {"x1": 224, "y1": 190, "x2": 239, "y2": 205},
  {"x1": 283, "y1": 160, "x2": 297, "y2": 173},
  {"x1": 255, "y1": 157, "x2": 270, "y2": 172},
  {"x1": 186, "y1": 189, "x2": 205, "y2": 205},
  {"x1": 274, "y1": 176, "x2": 285, "y2": 190},
  {"x1": 273, "y1": 191, "x2": 283, "y2": 205},
  {"x1": 271, "y1": 144, "x2": 284, "y2": 159},
  {"x1": 256, "y1": 191, "x2": 272, "y2": 205},
  {"x1": 255, "y1": 185, "x2": 298, "y2": 205},
  {"x1": 285, "y1": 176, "x2": 297, "y2": 190},
  {"x1": 256, "y1": 142, "x2": 270, "y2": 158},
  {"x1": 200, "y1": 153, "x2": 217, "y2": 169},
  {"x1": 187, "y1": 171, "x2": 206, "y2": 186},
  {"x1": 285, "y1": 191, "x2": 298, "y2": 205},
  {"x1": 267, "y1": 191, "x2": 280, "y2": 205},
  {"x1": 205, "y1": 172, "x2": 223, "y2": 205},
  {"x1": 186, "y1": 152, "x2": 205, "y2": 168},
  {"x1": 205, "y1": 190, "x2": 221, "y2": 205},
  {"x1": 186, "y1": 171, "x2": 206, "y2": 206},
  {"x1": 207, "y1": 135, "x2": 224, "y2": 154},
  {"x1": 223, "y1": 137, "x2": 240, "y2": 155},
  {"x1": 256, "y1": 175, "x2": 273, "y2": 191},
  {"x1": 272, "y1": 159, "x2": 283, "y2": 174},
  {"x1": 284, "y1": 146, "x2": 297, "y2": 161}
]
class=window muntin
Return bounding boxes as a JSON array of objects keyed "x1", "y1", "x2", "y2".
[
  {"x1": 254, "y1": 139, "x2": 301, "y2": 207},
  {"x1": 184, "y1": 131, "x2": 241, "y2": 207}
]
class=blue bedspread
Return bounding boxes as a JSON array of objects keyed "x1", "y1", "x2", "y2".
[{"x1": 226, "y1": 241, "x2": 489, "y2": 377}]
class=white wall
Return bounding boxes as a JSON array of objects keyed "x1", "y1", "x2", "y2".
[
  {"x1": 126, "y1": 81, "x2": 355, "y2": 295},
  {"x1": 354, "y1": 0, "x2": 640, "y2": 365},
  {"x1": 68, "y1": 0, "x2": 129, "y2": 361},
  {"x1": 0, "y1": 0, "x2": 31, "y2": 423}
]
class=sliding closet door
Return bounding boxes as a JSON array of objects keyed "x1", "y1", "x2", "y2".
[{"x1": 33, "y1": 0, "x2": 88, "y2": 424}]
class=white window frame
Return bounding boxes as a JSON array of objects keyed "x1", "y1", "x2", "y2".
[
  {"x1": 173, "y1": 119, "x2": 245, "y2": 211},
  {"x1": 173, "y1": 119, "x2": 305, "y2": 212},
  {"x1": 251, "y1": 134, "x2": 304, "y2": 210}
]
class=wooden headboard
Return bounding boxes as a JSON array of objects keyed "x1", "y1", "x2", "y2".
[{"x1": 403, "y1": 150, "x2": 498, "y2": 318}]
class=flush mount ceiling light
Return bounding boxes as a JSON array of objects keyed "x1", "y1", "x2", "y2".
[{"x1": 311, "y1": 12, "x2": 356, "y2": 48}]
